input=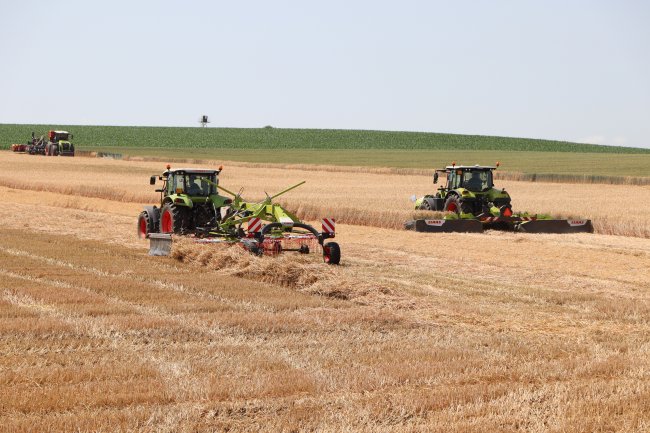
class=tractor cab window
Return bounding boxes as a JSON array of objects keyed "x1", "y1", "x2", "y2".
[
  {"x1": 462, "y1": 170, "x2": 492, "y2": 192},
  {"x1": 447, "y1": 171, "x2": 462, "y2": 189},
  {"x1": 173, "y1": 173, "x2": 216, "y2": 196}
]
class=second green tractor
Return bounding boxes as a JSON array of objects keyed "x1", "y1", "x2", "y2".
[{"x1": 408, "y1": 163, "x2": 593, "y2": 234}]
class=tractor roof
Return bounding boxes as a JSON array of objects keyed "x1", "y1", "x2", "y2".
[
  {"x1": 168, "y1": 168, "x2": 219, "y2": 174},
  {"x1": 444, "y1": 165, "x2": 496, "y2": 170},
  {"x1": 53, "y1": 130, "x2": 70, "y2": 134}
]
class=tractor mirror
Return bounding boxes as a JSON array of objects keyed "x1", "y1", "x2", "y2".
[
  {"x1": 433, "y1": 172, "x2": 439, "y2": 184},
  {"x1": 150, "y1": 176, "x2": 156, "y2": 185}
]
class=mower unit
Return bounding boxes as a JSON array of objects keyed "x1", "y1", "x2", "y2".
[
  {"x1": 406, "y1": 163, "x2": 593, "y2": 234},
  {"x1": 138, "y1": 165, "x2": 341, "y2": 264}
]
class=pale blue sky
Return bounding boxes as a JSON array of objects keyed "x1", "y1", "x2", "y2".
[{"x1": 1, "y1": 1, "x2": 648, "y2": 147}]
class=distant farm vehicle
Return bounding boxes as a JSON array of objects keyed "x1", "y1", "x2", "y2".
[
  {"x1": 12, "y1": 131, "x2": 75, "y2": 156},
  {"x1": 44, "y1": 130, "x2": 75, "y2": 156},
  {"x1": 406, "y1": 163, "x2": 593, "y2": 234},
  {"x1": 138, "y1": 165, "x2": 340, "y2": 264}
]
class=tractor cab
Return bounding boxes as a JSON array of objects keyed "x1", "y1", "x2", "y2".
[
  {"x1": 164, "y1": 169, "x2": 219, "y2": 197},
  {"x1": 48, "y1": 130, "x2": 73, "y2": 143},
  {"x1": 445, "y1": 165, "x2": 495, "y2": 192}
]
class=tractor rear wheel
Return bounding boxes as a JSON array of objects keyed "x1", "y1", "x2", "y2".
[
  {"x1": 137, "y1": 211, "x2": 156, "y2": 239},
  {"x1": 160, "y1": 203, "x2": 190, "y2": 234}
]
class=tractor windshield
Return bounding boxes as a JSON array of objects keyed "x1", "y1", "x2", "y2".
[
  {"x1": 54, "y1": 133, "x2": 70, "y2": 141},
  {"x1": 173, "y1": 173, "x2": 217, "y2": 196},
  {"x1": 462, "y1": 170, "x2": 493, "y2": 192}
]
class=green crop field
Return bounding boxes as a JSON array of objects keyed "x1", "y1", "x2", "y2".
[
  {"x1": 3, "y1": 124, "x2": 650, "y2": 179},
  {"x1": 2, "y1": 123, "x2": 649, "y2": 153}
]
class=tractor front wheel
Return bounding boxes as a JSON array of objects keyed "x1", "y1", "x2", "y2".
[
  {"x1": 323, "y1": 242, "x2": 341, "y2": 265},
  {"x1": 444, "y1": 195, "x2": 462, "y2": 214},
  {"x1": 444, "y1": 196, "x2": 472, "y2": 215},
  {"x1": 160, "y1": 203, "x2": 189, "y2": 234}
]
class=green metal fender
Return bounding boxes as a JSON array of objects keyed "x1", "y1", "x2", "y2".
[
  {"x1": 165, "y1": 194, "x2": 193, "y2": 208},
  {"x1": 209, "y1": 194, "x2": 232, "y2": 208}
]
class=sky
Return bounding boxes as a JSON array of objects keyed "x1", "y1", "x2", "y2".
[{"x1": 1, "y1": 0, "x2": 649, "y2": 148}]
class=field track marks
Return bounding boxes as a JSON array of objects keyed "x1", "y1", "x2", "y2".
[
  {"x1": 1, "y1": 287, "x2": 203, "y2": 432},
  {"x1": 0, "y1": 245, "x2": 276, "y2": 314},
  {"x1": 0, "y1": 272, "x2": 330, "y2": 431},
  {"x1": 0, "y1": 249, "x2": 335, "y2": 371},
  {"x1": 0, "y1": 235, "x2": 348, "y2": 415}
]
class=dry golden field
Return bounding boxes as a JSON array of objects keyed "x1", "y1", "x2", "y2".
[{"x1": 1, "y1": 151, "x2": 649, "y2": 432}]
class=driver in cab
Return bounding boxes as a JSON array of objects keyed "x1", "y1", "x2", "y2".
[{"x1": 465, "y1": 171, "x2": 483, "y2": 191}]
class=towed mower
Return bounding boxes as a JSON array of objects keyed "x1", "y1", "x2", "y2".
[
  {"x1": 138, "y1": 165, "x2": 340, "y2": 264},
  {"x1": 406, "y1": 163, "x2": 593, "y2": 234}
]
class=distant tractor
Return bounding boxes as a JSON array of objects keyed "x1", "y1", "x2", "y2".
[
  {"x1": 13, "y1": 131, "x2": 75, "y2": 156},
  {"x1": 44, "y1": 130, "x2": 75, "y2": 156}
]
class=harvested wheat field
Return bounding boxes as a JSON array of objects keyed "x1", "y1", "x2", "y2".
[{"x1": 1, "y1": 151, "x2": 649, "y2": 432}]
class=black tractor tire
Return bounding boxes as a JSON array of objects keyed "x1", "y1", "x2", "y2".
[
  {"x1": 419, "y1": 200, "x2": 433, "y2": 211},
  {"x1": 137, "y1": 211, "x2": 156, "y2": 239},
  {"x1": 159, "y1": 203, "x2": 190, "y2": 234},
  {"x1": 52, "y1": 145, "x2": 59, "y2": 156},
  {"x1": 323, "y1": 242, "x2": 341, "y2": 265}
]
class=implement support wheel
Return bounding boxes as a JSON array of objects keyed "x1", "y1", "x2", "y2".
[{"x1": 323, "y1": 242, "x2": 341, "y2": 265}]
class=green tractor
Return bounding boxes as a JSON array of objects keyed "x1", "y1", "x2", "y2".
[
  {"x1": 139, "y1": 165, "x2": 340, "y2": 264},
  {"x1": 137, "y1": 165, "x2": 232, "y2": 238},
  {"x1": 414, "y1": 163, "x2": 513, "y2": 225},
  {"x1": 408, "y1": 162, "x2": 593, "y2": 234},
  {"x1": 44, "y1": 130, "x2": 75, "y2": 156}
]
